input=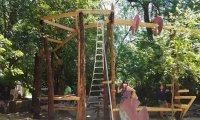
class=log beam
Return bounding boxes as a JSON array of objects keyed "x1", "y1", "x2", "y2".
[
  {"x1": 76, "y1": 12, "x2": 86, "y2": 120},
  {"x1": 52, "y1": 31, "x2": 78, "y2": 52},
  {"x1": 41, "y1": 20, "x2": 55, "y2": 120},
  {"x1": 78, "y1": 9, "x2": 113, "y2": 15},
  {"x1": 47, "y1": 37, "x2": 62, "y2": 44},
  {"x1": 43, "y1": 20, "x2": 75, "y2": 32},
  {"x1": 109, "y1": 11, "x2": 117, "y2": 120}
]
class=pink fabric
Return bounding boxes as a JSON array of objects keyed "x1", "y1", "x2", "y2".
[{"x1": 120, "y1": 98, "x2": 149, "y2": 120}]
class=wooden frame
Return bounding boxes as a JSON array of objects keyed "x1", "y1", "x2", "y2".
[{"x1": 36, "y1": 9, "x2": 200, "y2": 120}]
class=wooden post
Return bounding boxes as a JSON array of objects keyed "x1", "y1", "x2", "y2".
[
  {"x1": 76, "y1": 12, "x2": 86, "y2": 120},
  {"x1": 41, "y1": 20, "x2": 55, "y2": 120},
  {"x1": 109, "y1": 12, "x2": 117, "y2": 120},
  {"x1": 103, "y1": 24, "x2": 110, "y2": 120},
  {"x1": 32, "y1": 49, "x2": 43, "y2": 119}
]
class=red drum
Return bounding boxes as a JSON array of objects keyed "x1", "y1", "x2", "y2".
[
  {"x1": 132, "y1": 15, "x2": 140, "y2": 34},
  {"x1": 153, "y1": 16, "x2": 163, "y2": 36}
]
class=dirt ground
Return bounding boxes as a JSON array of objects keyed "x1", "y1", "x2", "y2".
[{"x1": 0, "y1": 104, "x2": 199, "y2": 120}]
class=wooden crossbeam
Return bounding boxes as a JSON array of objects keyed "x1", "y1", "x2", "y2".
[
  {"x1": 174, "y1": 104, "x2": 188, "y2": 108},
  {"x1": 43, "y1": 20, "x2": 75, "y2": 32},
  {"x1": 41, "y1": 12, "x2": 78, "y2": 20},
  {"x1": 114, "y1": 19, "x2": 158, "y2": 29},
  {"x1": 78, "y1": 9, "x2": 113, "y2": 15},
  {"x1": 46, "y1": 37, "x2": 62, "y2": 44},
  {"x1": 174, "y1": 96, "x2": 196, "y2": 99},
  {"x1": 178, "y1": 89, "x2": 189, "y2": 93},
  {"x1": 112, "y1": 107, "x2": 182, "y2": 112},
  {"x1": 53, "y1": 31, "x2": 78, "y2": 52},
  {"x1": 84, "y1": 23, "x2": 97, "y2": 29},
  {"x1": 39, "y1": 95, "x2": 80, "y2": 101},
  {"x1": 41, "y1": 105, "x2": 77, "y2": 111},
  {"x1": 166, "y1": 83, "x2": 181, "y2": 87},
  {"x1": 84, "y1": 19, "x2": 158, "y2": 29},
  {"x1": 102, "y1": 81, "x2": 112, "y2": 84}
]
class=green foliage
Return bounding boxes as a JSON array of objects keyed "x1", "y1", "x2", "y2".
[{"x1": 0, "y1": 34, "x2": 24, "y2": 85}]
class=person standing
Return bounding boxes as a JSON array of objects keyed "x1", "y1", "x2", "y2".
[
  {"x1": 157, "y1": 84, "x2": 168, "y2": 118},
  {"x1": 64, "y1": 83, "x2": 72, "y2": 95}
]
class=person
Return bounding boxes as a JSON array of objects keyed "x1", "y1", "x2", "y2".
[
  {"x1": 63, "y1": 83, "x2": 72, "y2": 95},
  {"x1": 157, "y1": 84, "x2": 168, "y2": 118},
  {"x1": 117, "y1": 80, "x2": 138, "y2": 101},
  {"x1": 117, "y1": 80, "x2": 149, "y2": 120},
  {"x1": 63, "y1": 83, "x2": 72, "y2": 106}
]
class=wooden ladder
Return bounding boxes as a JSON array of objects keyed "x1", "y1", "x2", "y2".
[{"x1": 87, "y1": 20, "x2": 105, "y2": 108}]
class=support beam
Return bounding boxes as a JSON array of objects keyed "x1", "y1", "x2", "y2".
[
  {"x1": 41, "y1": 12, "x2": 78, "y2": 20},
  {"x1": 114, "y1": 19, "x2": 158, "y2": 28},
  {"x1": 41, "y1": 20, "x2": 55, "y2": 120},
  {"x1": 53, "y1": 31, "x2": 78, "y2": 52},
  {"x1": 109, "y1": 11, "x2": 117, "y2": 120},
  {"x1": 43, "y1": 20, "x2": 75, "y2": 32},
  {"x1": 103, "y1": 24, "x2": 110, "y2": 120},
  {"x1": 32, "y1": 49, "x2": 43, "y2": 119},
  {"x1": 47, "y1": 37, "x2": 62, "y2": 44},
  {"x1": 39, "y1": 95, "x2": 80, "y2": 101},
  {"x1": 78, "y1": 9, "x2": 113, "y2": 15},
  {"x1": 76, "y1": 12, "x2": 86, "y2": 120}
]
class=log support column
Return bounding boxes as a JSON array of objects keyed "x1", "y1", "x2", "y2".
[
  {"x1": 76, "y1": 12, "x2": 86, "y2": 120},
  {"x1": 41, "y1": 20, "x2": 55, "y2": 120},
  {"x1": 109, "y1": 12, "x2": 117, "y2": 120}
]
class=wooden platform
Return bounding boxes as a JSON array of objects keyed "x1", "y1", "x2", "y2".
[
  {"x1": 39, "y1": 95, "x2": 80, "y2": 101},
  {"x1": 41, "y1": 104, "x2": 77, "y2": 111},
  {"x1": 112, "y1": 106, "x2": 182, "y2": 112}
]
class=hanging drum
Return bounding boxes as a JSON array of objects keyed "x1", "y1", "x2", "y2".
[
  {"x1": 153, "y1": 16, "x2": 163, "y2": 36},
  {"x1": 132, "y1": 15, "x2": 140, "y2": 34}
]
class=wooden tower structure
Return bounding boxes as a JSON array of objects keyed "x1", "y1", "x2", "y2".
[{"x1": 32, "y1": 5, "x2": 200, "y2": 120}]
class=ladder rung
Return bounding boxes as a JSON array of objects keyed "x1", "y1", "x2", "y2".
[
  {"x1": 88, "y1": 95, "x2": 103, "y2": 98},
  {"x1": 93, "y1": 79, "x2": 103, "y2": 81},
  {"x1": 87, "y1": 101, "x2": 102, "y2": 104},
  {"x1": 102, "y1": 81, "x2": 112, "y2": 84},
  {"x1": 97, "y1": 41, "x2": 103, "y2": 43},
  {"x1": 94, "y1": 67, "x2": 103, "y2": 69},
  {"x1": 94, "y1": 73, "x2": 103, "y2": 74},
  {"x1": 97, "y1": 48, "x2": 103, "y2": 50},
  {"x1": 95, "y1": 60, "x2": 103, "y2": 62},
  {"x1": 91, "y1": 90, "x2": 103, "y2": 93},
  {"x1": 92, "y1": 84, "x2": 104, "y2": 87},
  {"x1": 178, "y1": 89, "x2": 189, "y2": 93},
  {"x1": 96, "y1": 54, "x2": 103, "y2": 56}
]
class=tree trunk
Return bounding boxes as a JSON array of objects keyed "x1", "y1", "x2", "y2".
[
  {"x1": 32, "y1": 49, "x2": 43, "y2": 119},
  {"x1": 142, "y1": 2, "x2": 153, "y2": 40}
]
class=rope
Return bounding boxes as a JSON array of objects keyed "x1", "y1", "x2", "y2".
[{"x1": 101, "y1": 21, "x2": 114, "y2": 120}]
